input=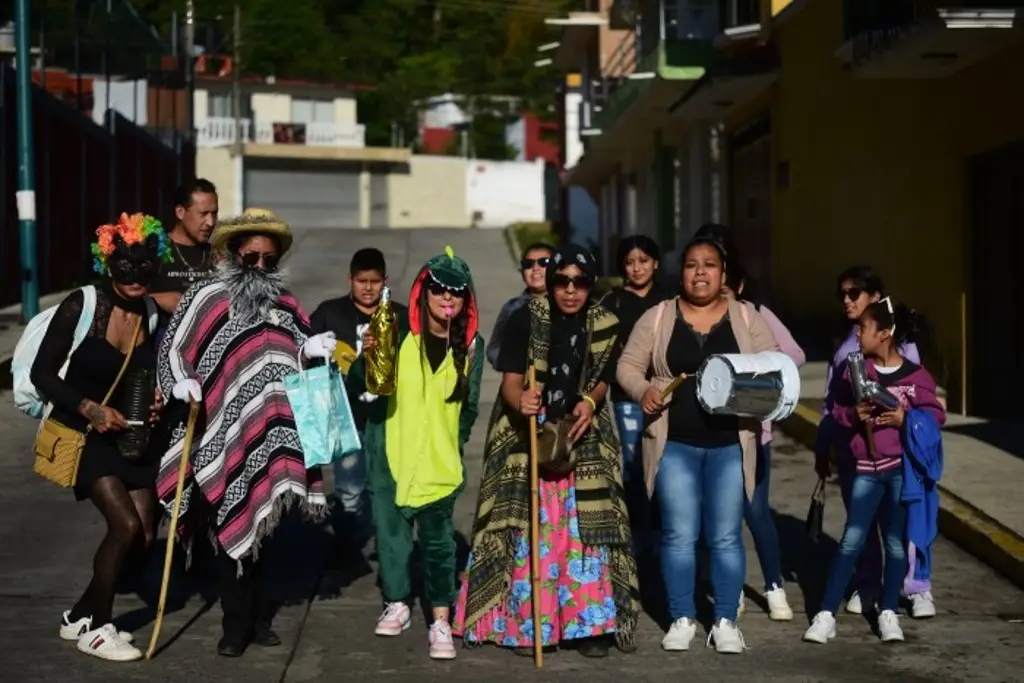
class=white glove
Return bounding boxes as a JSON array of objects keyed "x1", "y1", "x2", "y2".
[
  {"x1": 172, "y1": 378, "x2": 202, "y2": 403},
  {"x1": 303, "y1": 331, "x2": 337, "y2": 360}
]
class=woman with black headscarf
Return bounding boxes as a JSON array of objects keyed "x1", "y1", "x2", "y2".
[{"x1": 454, "y1": 245, "x2": 640, "y2": 659}]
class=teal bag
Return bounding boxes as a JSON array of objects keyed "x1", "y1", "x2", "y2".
[{"x1": 285, "y1": 361, "x2": 361, "y2": 468}]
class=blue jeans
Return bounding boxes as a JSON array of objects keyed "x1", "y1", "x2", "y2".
[
  {"x1": 743, "y1": 443, "x2": 785, "y2": 590},
  {"x1": 836, "y1": 455, "x2": 884, "y2": 595},
  {"x1": 332, "y1": 432, "x2": 371, "y2": 536},
  {"x1": 820, "y1": 469, "x2": 908, "y2": 614},
  {"x1": 657, "y1": 440, "x2": 746, "y2": 622},
  {"x1": 614, "y1": 401, "x2": 648, "y2": 544}
]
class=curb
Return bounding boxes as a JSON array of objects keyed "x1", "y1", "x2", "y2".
[{"x1": 780, "y1": 405, "x2": 1024, "y2": 589}]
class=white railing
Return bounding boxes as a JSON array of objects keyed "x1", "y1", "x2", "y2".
[
  {"x1": 197, "y1": 116, "x2": 366, "y2": 149},
  {"x1": 197, "y1": 117, "x2": 251, "y2": 147}
]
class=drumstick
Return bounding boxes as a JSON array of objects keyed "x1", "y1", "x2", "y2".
[{"x1": 660, "y1": 373, "x2": 689, "y2": 401}]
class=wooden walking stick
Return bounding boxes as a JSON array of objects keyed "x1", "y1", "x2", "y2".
[
  {"x1": 526, "y1": 365, "x2": 543, "y2": 669},
  {"x1": 146, "y1": 400, "x2": 201, "y2": 660}
]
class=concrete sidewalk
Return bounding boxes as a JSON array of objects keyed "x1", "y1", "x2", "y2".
[{"x1": 781, "y1": 361, "x2": 1024, "y2": 589}]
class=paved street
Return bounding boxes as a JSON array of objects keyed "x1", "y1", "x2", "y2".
[{"x1": 1, "y1": 228, "x2": 1021, "y2": 681}]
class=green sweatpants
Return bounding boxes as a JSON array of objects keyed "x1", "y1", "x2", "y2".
[{"x1": 373, "y1": 487, "x2": 458, "y2": 608}]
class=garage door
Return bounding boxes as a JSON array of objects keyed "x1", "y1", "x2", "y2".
[{"x1": 244, "y1": 166, "x2": 361, "y2": 228}]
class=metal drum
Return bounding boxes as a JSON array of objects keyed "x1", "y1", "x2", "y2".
[{"x1": 696, "y1": 351, "x2": 801, "y2": 421}]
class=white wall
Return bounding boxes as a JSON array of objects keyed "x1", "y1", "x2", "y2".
[
  {"x1": 92, "y1": 78, "x2": 148, "y2": 126},
  {"x1": 251, "y1": 93, "x2": 291, "y2": 125},
  {"x1": 466, "y1": 158, "x2": 546, "y2": 228},
  {"x1": 564, "y1": 91, "x2": 584, "y2": 169},
  {"x1": 333, "y1": 97, "x2": 357, "y2": 125}
]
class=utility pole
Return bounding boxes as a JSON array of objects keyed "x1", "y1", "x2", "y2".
[
  {"x1": 231, "y1": 4, "x2": 243, "y2": 157},
  {"x1": 184, "y1": 0, "x2": 196, "y2": 141},
  {"x1": 14, "y1": 0, "x2": 39, "y2": 321}
]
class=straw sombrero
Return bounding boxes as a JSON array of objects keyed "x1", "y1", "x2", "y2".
[{"x1": 211, "y1": 208, "x2": 293, "y2": 255}]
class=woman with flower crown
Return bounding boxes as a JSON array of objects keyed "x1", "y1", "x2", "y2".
[{"x1": 30, "y1": 213, "x2": 172, "y2": 662}]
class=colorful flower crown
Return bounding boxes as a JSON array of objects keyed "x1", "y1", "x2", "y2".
[{"x1": 90, "y1": 212, "x2": 173, "y2": 275}]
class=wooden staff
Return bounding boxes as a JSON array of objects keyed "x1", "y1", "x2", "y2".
[
  {"x1": 147, "y1": 400, "x2": 201, "y2": 660},
  {"x1": 526, "y1": 365, "x2": 543, "y2": 669}
]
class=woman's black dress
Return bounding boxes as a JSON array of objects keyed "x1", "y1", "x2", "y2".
[{"x1": 30, "y1": 284, "x2": 160, "y2": 502}]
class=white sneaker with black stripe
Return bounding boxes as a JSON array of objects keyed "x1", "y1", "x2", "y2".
[
  {"x1": 76, "y1": 623, "x2": 142, "y2": 662},
  {"x1": 60, "y1": 611, "x2": 134, "y2": 644}
]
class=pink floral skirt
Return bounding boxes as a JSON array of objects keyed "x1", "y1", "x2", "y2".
[{"x1": 453, "y1": 473, "x2": 617, "y2": 647}]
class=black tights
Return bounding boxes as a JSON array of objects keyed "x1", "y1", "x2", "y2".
[{"x1": 69, "y1": 477, "x2": 157, "y2": 626}]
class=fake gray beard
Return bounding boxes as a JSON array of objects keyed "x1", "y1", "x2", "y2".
[{"x1": 216, "y1": 258, "x2": 287, "y2": 323}]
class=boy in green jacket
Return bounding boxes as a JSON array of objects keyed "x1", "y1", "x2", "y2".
[{"x1": 349, "y1": 246, "x2": 484, "y2": 660}]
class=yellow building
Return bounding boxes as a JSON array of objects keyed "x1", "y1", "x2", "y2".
[{"x1": 554, "y1": 0, "x2": 1024, "y2": 418}]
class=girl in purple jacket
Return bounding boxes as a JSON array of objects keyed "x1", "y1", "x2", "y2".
[
  {"x1": 815, "y1": 266, "x2": 927, "y2": 617},
  {"x1": 804, "y1": 299, "x2": 946, "y2": 645}
]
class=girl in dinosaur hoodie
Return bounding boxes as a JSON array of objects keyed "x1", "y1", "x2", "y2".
[{"x1": 349, "y1": 246, "x2": 484, "y2": 661}]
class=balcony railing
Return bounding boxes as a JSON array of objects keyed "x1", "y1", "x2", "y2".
[
  {"x1": 843, "y1": 0, "x2": 1020, "y2": 63},
  {"x1": 197, "y1": 116, "x2": 366, "y2": 148}
]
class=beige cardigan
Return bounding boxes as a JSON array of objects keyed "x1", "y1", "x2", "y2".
[{"x1": 615, "y1": 296, "x2": 780, "y2": 500}]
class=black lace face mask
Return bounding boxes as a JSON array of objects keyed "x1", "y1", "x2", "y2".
[{"x1": 108, "y1": 234, "x2": 159, "y2": 286}]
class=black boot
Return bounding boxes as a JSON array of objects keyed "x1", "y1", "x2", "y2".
[
  {"x1": 217, "y1": 633, "x2": 249, "y2": 657},
  {"x1": 252, "y1": 622, "x2": 281, "y2": 647}
]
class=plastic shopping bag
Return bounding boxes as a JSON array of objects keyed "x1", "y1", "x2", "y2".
[{"x1": 285, "y1": 362, "x2": 361, "y2": 468}]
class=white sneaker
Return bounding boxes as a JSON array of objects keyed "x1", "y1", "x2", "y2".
[
  {"x1": 661, "y1": 617, "x2": 697, "y2": 651},
  {"x1": 909, "y1": 591, "x2": 936, "y2": 619},
  {"x1": 375, "y1": 602, "x2": 412, "y2": 636},
  {"x1": 877, "y1": 610, "x2": 905, "y2": 642},
  {"x1": 428, "y1": 619, "x2": 457, "y2": 660},
  {"x1": 803, "y1": 611, "x2": 837, "y2": 644},
  {"x1": 765, "y1": 584, "x2": 794, "y2": 621},
  {"x1": 60, "y1": 611, "x2": 134, "y2": 644},
  {"x1": 707, "y1": 618, "x2": 746, "y2": 654},
  {"x1": 845, "y1": 590, "x2": 865, "y2": 615},
  {"x1": 737, "y1": 592, "x2": 746, "y2": 619},
  {"x1": 76, "y1": 623, "x2": 142, "y2": 662}
]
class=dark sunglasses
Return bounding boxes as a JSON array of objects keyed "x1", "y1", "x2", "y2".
[
  {"x1": 109, "y1": 258, "x2": 156, "y2": 286},
  {"x1": 427, "y1": 280, "x2": 466, "y2": 298},
  {"x1": 836, "y1": 286, "x2": 864, "y2": 302},
  {"x1": 552, "y1": 274, "x2": 593, "y2": 290},
  {"x1": 240, "y1": 251, "x2": 280, "y2": 272},
  {"x1": 521, "y1": 257, "x2": 551, "y2": 270}
]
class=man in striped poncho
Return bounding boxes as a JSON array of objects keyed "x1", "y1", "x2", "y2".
[{"x1": 156, "y1": 208, "x2": 337, "y2": 657}]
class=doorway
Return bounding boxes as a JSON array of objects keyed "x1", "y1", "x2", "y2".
[{"x1": 968, "y1": 142, "x2": 1024, "y2": 419}]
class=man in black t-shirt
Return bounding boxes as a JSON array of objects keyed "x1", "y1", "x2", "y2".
[
  {"x1": 310, "y1": 248, "x2": 407, "y2": 552},
  {"x1": 150, "y1": 178, "x2": 219, "y2": 318}
]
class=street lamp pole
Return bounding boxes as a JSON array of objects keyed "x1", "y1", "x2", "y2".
[
  {"x1": 185, "y1": 0, "x2": 196, "y2": 141},
  {"x1": 14, "y1": 0, "x2": 39, "y2": 321}
]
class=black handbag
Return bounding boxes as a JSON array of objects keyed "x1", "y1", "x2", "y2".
[
  {"x1": 117, "y1": 366, "x2": 155, "y2": 461},
  {"x1": 805, "y1": 478, "x2": 827, "y2": 544}
]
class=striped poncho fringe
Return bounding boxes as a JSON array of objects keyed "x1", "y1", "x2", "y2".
[{"x1": 156, "y1": 280, "x2": 327, "y2": 563}]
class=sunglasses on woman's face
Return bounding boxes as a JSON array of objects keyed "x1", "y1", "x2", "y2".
[
  {"x1": 552, "y1": 274, "x2": 592, "y2": 290},
  {"x1": 836, "y1": 286, "x2": 864, "y2": 302},
  {"x1": 427, "y1": 280, "x2": 466, "y2": 298},
  {"x1": 521, "y1": 257, "x2": 551, "y2": 271},
  {"x1": 240, "y1": 251, "x2": 280, "y2": 272}
]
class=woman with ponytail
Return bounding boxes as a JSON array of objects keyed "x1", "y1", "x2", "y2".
[{"x1": 349, "y1": 247, "x2": 485, "y2": 661}]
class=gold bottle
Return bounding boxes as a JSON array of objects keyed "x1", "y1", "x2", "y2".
[{"x1": 365, "y1": 286, "x2": 398, "y2": 395}]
